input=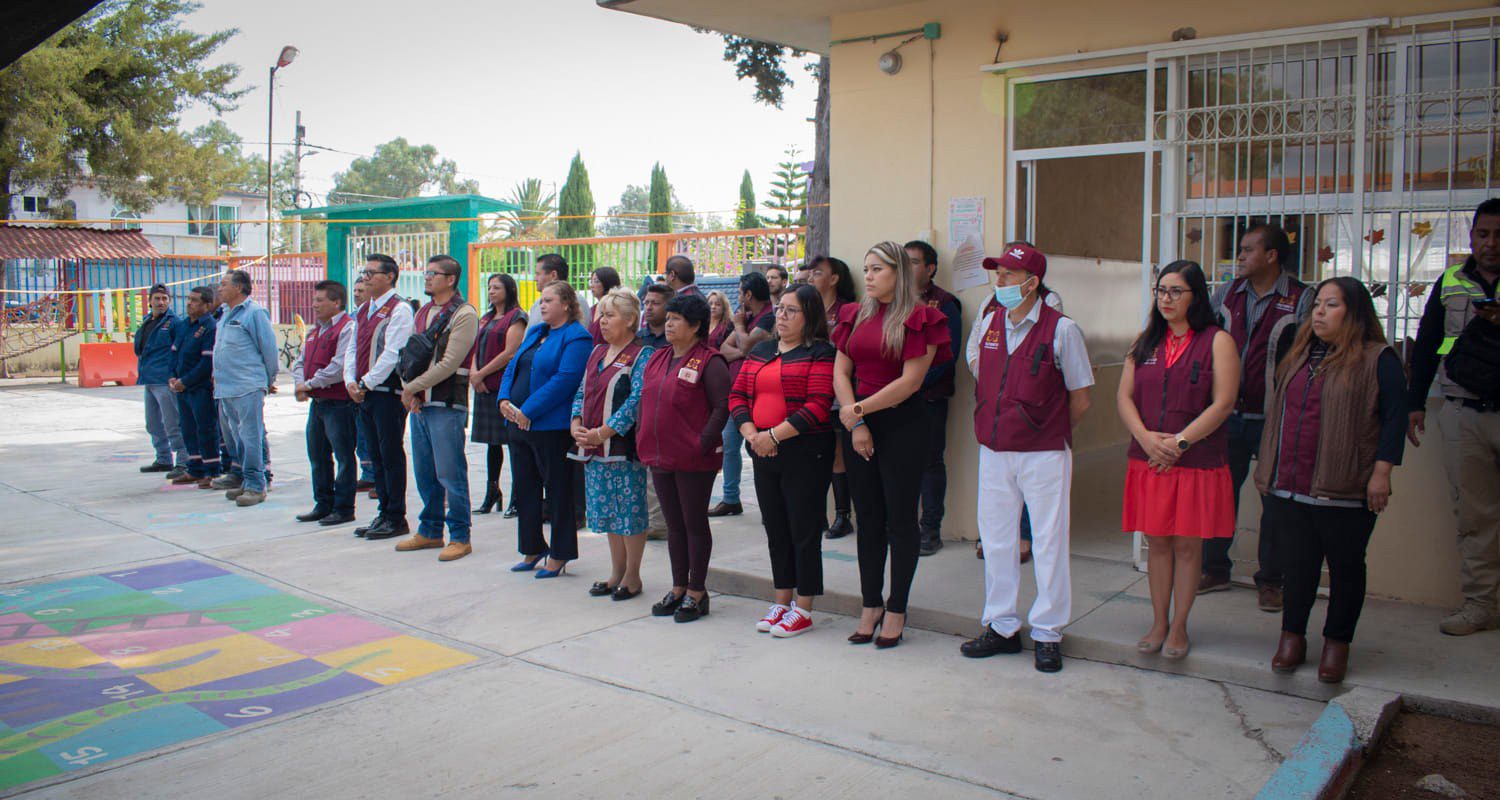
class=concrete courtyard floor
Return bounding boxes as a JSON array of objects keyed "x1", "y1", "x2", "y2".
[{"x1": 1, "y1": 379, "x2": 1335, "y2": 798}]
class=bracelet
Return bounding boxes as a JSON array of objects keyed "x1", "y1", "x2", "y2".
[
  {"x1": 768, "y1": 428, "x2": 780, "y2": 446},
  {"x1": 852, "y1": 419, "x2": 867, "y2": 429}
]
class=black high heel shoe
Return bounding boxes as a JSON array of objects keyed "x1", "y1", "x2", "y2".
[
  {"x1": 848, "y1": 609, "x2": 885, "y2": 644},
  {"x1": 875, "y1": 613, "x2": 905, "y2": 649},
  {"x1": 474, "y1": 486, "x2": 501, "y2": 515}
]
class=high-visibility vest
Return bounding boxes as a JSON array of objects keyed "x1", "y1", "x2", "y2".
[{"x1": 1438, "y1": 261, "x2": 1491, "y2": 400}]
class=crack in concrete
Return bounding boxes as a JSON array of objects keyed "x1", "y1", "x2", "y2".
[{"x1": 1217, "y1": 680, "x2": 1285, "y2": 763}]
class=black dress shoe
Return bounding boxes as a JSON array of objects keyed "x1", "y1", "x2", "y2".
[
  {"x1": 707, "y1": 502, "x2": 743, "y2": 517},
  {"x1": 1034, "y1": 641, "x2": 1063, "y2": 673},
  {"x1": 674, "y1": 594, "x2": 710, "y2": 623},
  {"x1": 502, "y1": 504, "x2": 519, "y2": 519},
  {"x1": 918, "y1": 529, "x2": 944, "y2": 556},
  {"x1": 589, "y1": 581, "x2": 616, "y2": 597},
  {"x1": 611, "y1": 585, "x2": 641, "y2": 601},
  {"x1": 353, "y1": 517, "x2": 382, "y2": 538},
  {"x1": 825, "y1": 511, "x2": 853, "y2": 539},
  {"x1": 364, "y1": 518, "x2": 410, "y2": 540},
  {"x1": 474, "y1": 486, "x2": 501, "y2": 515},
  {"x1": 960, "y1": 627, "x2": 1021, "y2": 658},
  {"x1": 140, "y1": 462, "x2": 173, "y2": 473},
  {"x1": 651, "y1": 591, "x2": 685, "y2": 617},
  {"x1": 319, "y1": 510, "x2": 356, "y2": 526},
  {"x1": 296, "y1": 507, "x2": 332, "y2": 523}
]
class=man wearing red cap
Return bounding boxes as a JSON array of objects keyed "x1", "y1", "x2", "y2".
[{"x1": 961, "y1": 242, "x2": 1094, "y2": 673}]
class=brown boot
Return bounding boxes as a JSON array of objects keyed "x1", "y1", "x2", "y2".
[
  {"x1": 438, "y1": 542, "x2": 472, "y2": 562},
  {"x1": 1317, "y1": 640, "x2": 1349, "y2": 683},
  {"x1": 395, "y1": 535, "x2": 445, "y2": 552},
  {"x1": 1271, "y1": 632, "x2": 1306, "y2": 674}
]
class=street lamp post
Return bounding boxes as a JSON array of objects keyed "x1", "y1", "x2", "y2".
[{"x1": 267, "y1": 45, "x2": 299, "y2": 284}]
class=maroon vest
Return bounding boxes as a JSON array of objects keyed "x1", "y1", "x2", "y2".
[
  {"x1": 355, "y1": 295, "x2": 402, "y2": 389},
  {"x1": 1271, "y1": 354, "x2": 1327, "y2": 497},
  {"x1": 636, "y1": 340, "x2": 726, "y2": 473},
  {"x1": 1224, "y1": 278, "x2": 1307, "y2": 415},
  {"x1": 469, "y1": 307, "x2": 520, "y2": 393},
  {"x1": 919, "y1": 283, "x2": 961, "y2": 401},
  {"x1": 572, "y1": 342, "x2": 645, "y2": 462},
  {"x1": 1126, "y1": 326, "x2": 1227, "y2": 469},
  {"x1": 302, "y1": 315, "x2": 353, "y2": 400},
  {"x1": 973, "y1": 304, "x2": 1072, "y2": 453}
]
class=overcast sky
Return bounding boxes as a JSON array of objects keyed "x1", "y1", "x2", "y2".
[{"x1": 179, "y1": 0, "x2": 818, "y2": 220}]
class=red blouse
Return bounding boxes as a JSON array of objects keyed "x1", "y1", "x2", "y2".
[{"x1": 832, "y1": 302, "x2": 953, "y2": 397}]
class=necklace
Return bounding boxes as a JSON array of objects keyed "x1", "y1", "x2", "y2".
[{"x1": 1163, "y1": 328, "x2": 1193, "y2": 367}]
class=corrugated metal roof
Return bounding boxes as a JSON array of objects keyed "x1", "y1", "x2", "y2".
[{"x1": 0, "y1": 227, "x2": 163, "y2": 259}]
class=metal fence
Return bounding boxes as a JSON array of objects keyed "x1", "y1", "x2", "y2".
[
  {"x1": 227, "y1": 253, "x2": 327, "y2": 325},
  {"x1": 345, "y1": 230, "x2": 448, "y2": 301}
]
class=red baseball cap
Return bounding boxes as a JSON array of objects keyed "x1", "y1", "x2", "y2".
[{"x1": 982, "y1": 243, "x2": 1047, "y2": 280}]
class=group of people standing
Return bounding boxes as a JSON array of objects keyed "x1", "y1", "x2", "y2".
[{"x1": 133, "y1": 199, "x2": 1500, "y2": 682}]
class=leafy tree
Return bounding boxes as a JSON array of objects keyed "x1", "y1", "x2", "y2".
[
  {"x1": 487, "y1": 178, "x2": 556, "y2": 241},
  {"x1": 648, "y1": 163, "x2": 672, "y2": 234},
  {"x1": 0, "y1": 0, "x2": 248, "y2": 220},
  {"x1": 604, "y1": 182, "x2": 689, "y2": 236},
  {"x1": 736, "y1": 170, "x2": 760, "y2": 229},
  {"x1": 765, "y1": 147, "x2": 808, "y2": 228},
  {"x1": 330, "y1": 137, "x2": 478, "y2": 203},
  {"x1": 556, "y1": 152, "x2": 595, "y2": 239}
]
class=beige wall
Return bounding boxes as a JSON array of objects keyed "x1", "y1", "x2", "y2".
[{"x1": 826, "y1": 0, "x2": 1479, "y2": 606}]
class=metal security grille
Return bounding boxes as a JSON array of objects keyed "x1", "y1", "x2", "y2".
[
  {"x1": 345, "y1": 230, "x2": 448, "y2": 301},
  {"x1": 1146, "y1": 9, "x2": 1500, "y2": 341}
]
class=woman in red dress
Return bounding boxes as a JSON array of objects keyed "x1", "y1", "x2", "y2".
[{"x1": 1117, "y1": 260, "x2": 1240, "y2": 660}]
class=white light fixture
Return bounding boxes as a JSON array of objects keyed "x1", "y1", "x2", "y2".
[{"x1": 878, "y1": 50, "x2": 902, "y2": 75}]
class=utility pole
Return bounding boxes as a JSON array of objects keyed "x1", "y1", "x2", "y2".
[{"x1": 293, "y1": 110, "x2": 304, "y2": 253}]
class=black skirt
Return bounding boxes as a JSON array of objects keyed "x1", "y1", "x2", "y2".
[{"x1": 471, "y1": 390, "x2": 509, "y2": 445}]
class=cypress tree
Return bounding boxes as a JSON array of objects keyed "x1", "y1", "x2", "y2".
[
  {"x1": 557, "y1": 152, "x2": 595, "y2": 239},
  {"x1": 736, "y1": 170, "x2": 760, "y2": 229},
  {"x1": 648, "y1": 163, "x2": 671, "y2": 234}
]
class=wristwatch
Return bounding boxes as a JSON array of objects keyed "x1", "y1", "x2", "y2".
[
  {"x1": 852, "y1": 402, "x2": 866, "y2": 417},
  {"x1": 1175, "y1": 435, "x2": 1191, "y2": 451}
]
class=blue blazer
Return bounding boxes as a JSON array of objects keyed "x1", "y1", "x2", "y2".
[{"x1": 498, "y1": 320, "x2": 592, "y2": 431}]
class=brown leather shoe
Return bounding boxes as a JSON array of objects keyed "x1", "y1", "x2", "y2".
[
  {"x1": 438, "y1": 542, "x2": 472, "y2": 562},
  {"x1": 1257, "y1": 585, "x2": 1284, "y2": 613},
  {"x1": 1197, "y1": 574, "x2": 1232, "y2": 594},
  {"x1": 1271, "y1": 632, "x2": 1306, "y2": 674},
  {"x1": 1317, "y1": 640, "x2": 1349, "y2": 683},
  {"x1": 395, "y1": 535, "x2": 445, "y2": 552}
]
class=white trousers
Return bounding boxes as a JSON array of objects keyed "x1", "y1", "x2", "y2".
[{"x1": 978, "y1": 447, "x2": 1072, "y2": 643}]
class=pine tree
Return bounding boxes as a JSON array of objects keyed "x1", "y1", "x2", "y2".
[
  {"x1": 557, "y1": 152, "x2": 595, "y2": 239},
  {"x1": 764, "y1": 147, "x2": 808, "y2": 228},
  {"x1": 648, "y1": 163, "x2": 672, "y2": 234},
  {"x1": 736, "y1": 170, "x2": 761, "y2": 229}
]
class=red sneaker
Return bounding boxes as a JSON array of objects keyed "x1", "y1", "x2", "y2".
[
  {"x1": 771, "y1": 609, "x2": 812, "y2": 638},
  {"x1": 756, "y1": 605, "x2": 788, "y2": 633}
]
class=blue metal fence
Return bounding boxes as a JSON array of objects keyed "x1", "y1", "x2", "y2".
[{"x1": 80, "y1": 257, "x2": 224, "y2": 318}]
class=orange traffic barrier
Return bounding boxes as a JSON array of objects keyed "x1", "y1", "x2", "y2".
[{"x1": 77, "y1": 342, "x2": 138, "y2": 388}]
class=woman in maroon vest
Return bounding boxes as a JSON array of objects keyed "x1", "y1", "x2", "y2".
[
  {"x1": 586, "y1": 266, "x2": 621, "y2": 343},
  {"x1": 571, "y1": 288, "x2": 653, "y2": 601},
  {"x1": 468, "y1": 273, "x2": 527, "y2": 514},
  {"x1": 1255, "y1": 278, "x2": 1406, "y2": 683},
  {"x1": 1117, "y1": 260, "x2": 1241, "y2": 660},
  {"x1": 833, "y1": 242, "x2": 952, "y2": 648},
  {"x1": 803, "y1": 255, "x2": 859, "y2": 540},
  {"x1": 707, "y1": 291, "x2": 732, "y2": 350},
  {"x1": 637, "y1": 292, "x2": 731, "y2": 623}
]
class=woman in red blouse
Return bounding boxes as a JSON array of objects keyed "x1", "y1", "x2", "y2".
[
  {"x1": 833, "y1": 241, "x2": 953, "y2": 648},
  {"x1": 729, "y1": 285, "x2": 837, "y2": 637}
]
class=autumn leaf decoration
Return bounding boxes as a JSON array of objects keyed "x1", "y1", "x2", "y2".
[
  {"x1": 1318, "y1": 245, "x2": 1334, "y2": 264},
  {"x1": 1412, "y1": 221, "x2": 1434, "y2": 238},
  {"x1": 1363, "y1": 229, "x2": 1385, "y2": 245}
]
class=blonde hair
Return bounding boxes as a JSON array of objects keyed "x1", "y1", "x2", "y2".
[
  {"x1": 855, "y1": 241, "x2": 918, "y2": 358},
  {"x1": 541, "y1": 279, "x2": 583, "y2": 323},
  {"x1": 706, "y1": 290, "x2": 729, "y2": 323},
  {"x1": 596, "y1": 287, "x2": 641, "y2": 330}
]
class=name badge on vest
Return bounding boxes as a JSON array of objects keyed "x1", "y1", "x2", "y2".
[
  {"x1": 982, "y1": 330, "x2": 1003, "y2": 350},
  {"x1": 1274, "y1": 298, "x2": 1296, "y2": 312},
  {"x1": 678, "y1": 356, "x2": 702, "y2": 384}
]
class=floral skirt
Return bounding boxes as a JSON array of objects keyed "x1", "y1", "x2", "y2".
[{"x1": 584, "y1": 459, "x2": 649, "y2": 535}]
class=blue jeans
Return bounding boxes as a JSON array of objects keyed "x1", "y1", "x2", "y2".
[
  {"x1": 220, "y1": 391, "x2": 269, "y2": 493},
  {"x1": 308, "y1": 398, "x2": 358, "y2": 513},
  {"x1": 218, "y1": 398, "x2": 270, "y2": 481},
  {"x1": 410, "y1": 406, "x2": 470, "y2": 542},
  {"x1": 175, "y1": 386, "x2": 220, "y2": 478},
  {"x1": 144, "y1": 384, "x2": 188, "y2": 466},
  {"x1": 720, "y1": 419, "x2": 743, "y2": 504},
  {"x1": 356, "y1": 414, "x2": 375, "y2": 483}
]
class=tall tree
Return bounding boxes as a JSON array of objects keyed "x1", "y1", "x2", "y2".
[
  {"x1": 765, "y1": 147, "x2": 808, "y2": 228},
  {"x1": 0, "y1": 0, "x2": 248, "y2": 220},
  {"x1": 330, "y1": 137, "x2": 478, "y2": 203},
  {"x1": 556, "y1": 152, "x2": 595, "y2": 239},
  {"x1": 736, "y1": 170, "x2": 761, "y2": 229},
  {"x1": 648, "y1": 163, "x2": 672, "y2": 234},
  {"x1": 604, "y1": 182, "x2": 689, "y2": 236}
]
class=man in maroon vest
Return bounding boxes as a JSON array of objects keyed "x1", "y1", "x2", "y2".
[
  {"x1": 292, "y1": 281, "x2": 358, "y2": 526},
  {"x1": 1201, "y1": 223, "x2": 1313, "y2": 608},
  {"x1": 908, "y1": 240, "x2": 963, "y2": 556},
  {"x1": 961, "y1": 244, "x2": 1094, "y2": 673},
  {"x1": 344, "y1": 254, "x2": 416, "y2": 540}
]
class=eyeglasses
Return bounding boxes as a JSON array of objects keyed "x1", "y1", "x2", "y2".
[
  {"x1": 361, "y1": 269, "x2": 389, "y2": 278},
  {"x1": 1152, "y1": 287, "x2": 1192, "y2": 300},
  {"x1": 775, "y1": 305, "x2": 803, "y2": 317},
  {"x1": 423, "y1": 270, "x2": 456, "y2": 279}
]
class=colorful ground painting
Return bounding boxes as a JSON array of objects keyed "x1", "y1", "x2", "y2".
[{"x1": 0, "y1": 560, "x2": 475, "y2": 790}]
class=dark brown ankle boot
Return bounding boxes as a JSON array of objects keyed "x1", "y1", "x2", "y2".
[
  {"x1": 1271, "y1": 632, "x2": 1306, "y2": 674},
  {"x1": 1317, "y1": 640, "x2": 1349, "y2": 683}
]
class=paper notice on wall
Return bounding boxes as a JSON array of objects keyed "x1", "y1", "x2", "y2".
[
  {"x1": 948, "y1": 196, "x2": 984, "y2": 246},
  {"x1": 951, "y1": 235, "x2": 989, "y2": 291}
]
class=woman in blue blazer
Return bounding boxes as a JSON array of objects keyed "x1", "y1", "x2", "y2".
[{"x1": 499, "y1": 280, "x2": 594, "y2": 576}]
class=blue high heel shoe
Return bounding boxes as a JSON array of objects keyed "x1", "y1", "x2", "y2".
[
  {"x1": 534, "y1": 559, "x2": 570, "y2": 579},
  {"x1": 511, "y1": 551, "x2": 547, "y2": 572}
]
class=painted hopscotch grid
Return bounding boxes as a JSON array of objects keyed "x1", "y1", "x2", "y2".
[{"x1": 0, "y1": 560, "x2": 476, "y2": 790}]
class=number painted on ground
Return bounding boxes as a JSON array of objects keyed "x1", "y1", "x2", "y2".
[
  {"x1": 224, "y1": 705, "x2": 273, "y2": 718},
  {"x1": 361, "y1": 667, "x2": 405, "y2": 679},
  {"x1": 60, "y1": 746, "x2": 108, "y2": 765},
  {"x1": 110, "y1": 646, "x2": 148, "y2": 656},
  {"x1": 32, "y1": 608, "x2": 73, "y2": 616}
]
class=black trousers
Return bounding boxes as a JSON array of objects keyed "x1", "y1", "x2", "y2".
[
  {"x1": 308, "y1": 398, "x2": 358, "y2": 513},
  {"x1": 752, "y1": 431, "x2": 834, "y2": 596},
  {"x1": 917, "y1": 398, "x2": 950, "y2": 535},
  {"x1": 1204, "y1": 414, "x2": 1283, "y2": 586},
  {"x1": 653, "y1": 469, "x2": 718, "y2": 592},
  {"x1": 844, "y1": 398, "x2": 928, "y2": 613},
  {"x1": 1265, "y1": 494, "x2": 1377, "y2": 643},
  {"x1": 360, "y1": 390, "x2": 408, "y2": 519},
  {"x1": 510, "y1": 428, "x2": 578, "y2": 560}
]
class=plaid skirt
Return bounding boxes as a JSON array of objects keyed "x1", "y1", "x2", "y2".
[{"x1": 471, "y1": 390, "x2": 509, "y2": 445}]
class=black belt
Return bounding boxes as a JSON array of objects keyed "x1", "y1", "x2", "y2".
[{"x1": 1449, "y1": 396, "x2": 1499, "y2": 413}]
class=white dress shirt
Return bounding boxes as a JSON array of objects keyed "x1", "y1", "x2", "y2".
[
  {"x1": 342, "y1": 287, "x2": 414, "y2": 386},
  {"x1": 966, "y1": 298, "x2": 1094, "y2": 391}
]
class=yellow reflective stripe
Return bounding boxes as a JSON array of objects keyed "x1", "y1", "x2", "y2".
[{"x1": 1438, "y1": 336, "x2": 1458, "y2": 356}]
